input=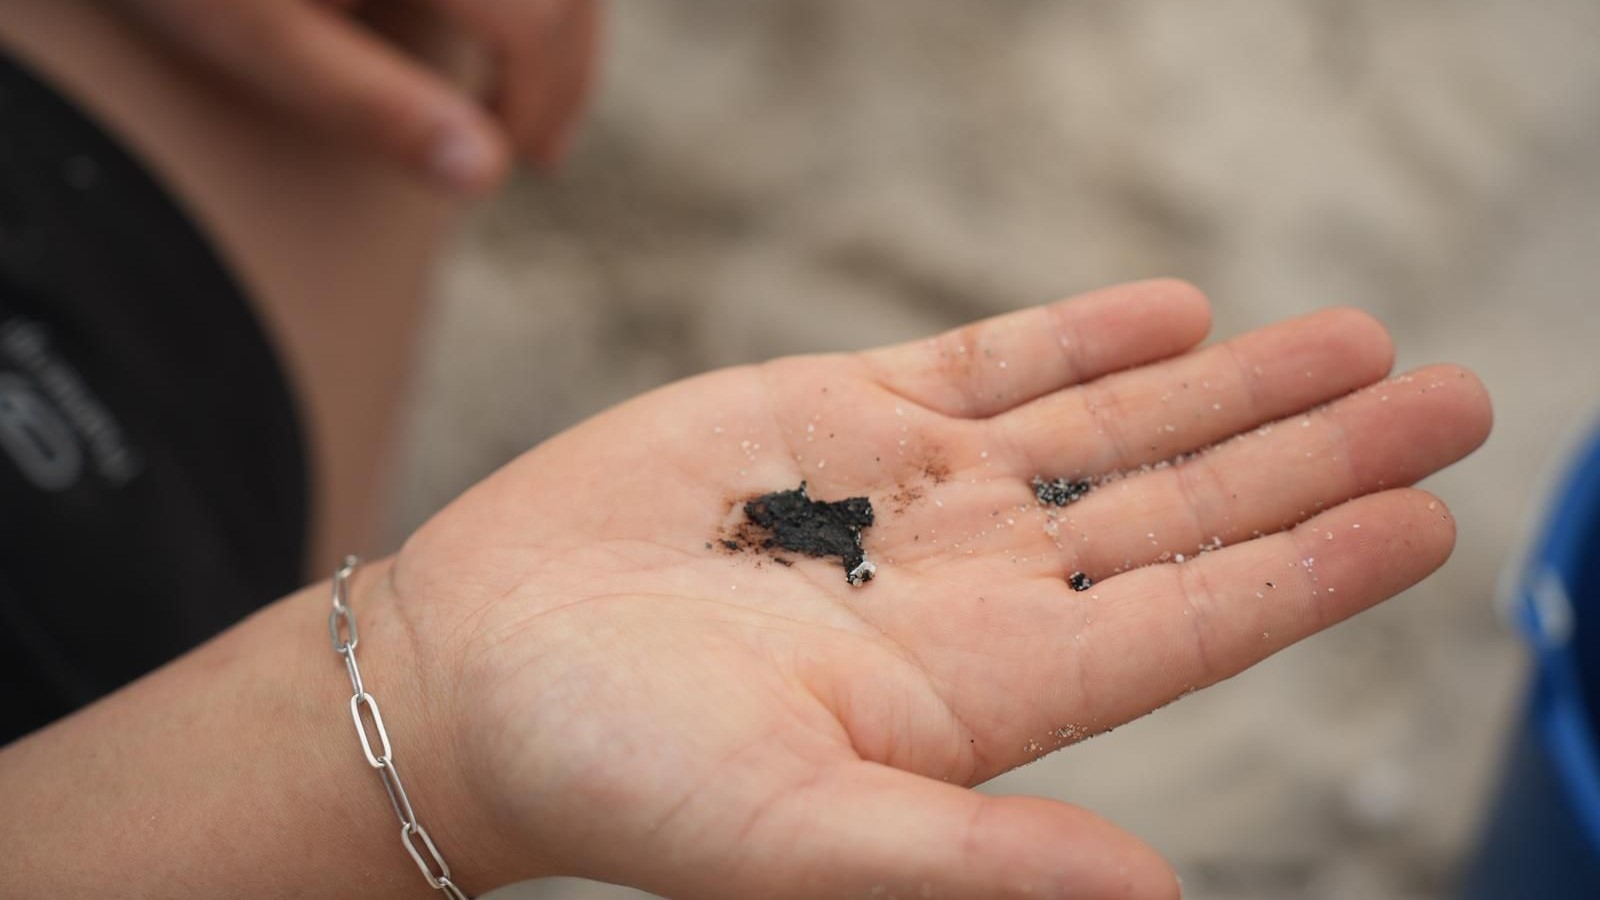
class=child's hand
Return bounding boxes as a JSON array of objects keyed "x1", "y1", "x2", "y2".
[
  {"x1": 393, "y1": 280, "x2": 1490, "y2": 898},
  {"x1": 107, "y1": 0, "x2": 600, "y2": 191}
]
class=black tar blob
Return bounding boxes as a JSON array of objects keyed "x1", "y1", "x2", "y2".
[
  {"x1": 1068, "y1": 571, "x2": 1094, "y2": 592},
  {"x1": 743, "y1": 482, "x2": 874, "y2": 583}
]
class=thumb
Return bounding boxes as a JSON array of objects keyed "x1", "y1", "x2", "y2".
[
  {"x1": 659, "y1": 761, "x2": 1180, "y2": 900},
  {"x1": 130, "y1": 0, "x2": 508, "y2": 192}
]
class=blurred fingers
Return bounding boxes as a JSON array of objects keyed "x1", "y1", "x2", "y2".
[
  {"x1": 432, "y1": 0, "x2": 602, "y2": 166},
  {"x1": 130, "y1": 0, "x2": 509, "y2": 191}
]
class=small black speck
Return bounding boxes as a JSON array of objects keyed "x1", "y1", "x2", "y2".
[
  {"x1": 1266, "y1": 581, "x2": 1275, "y2": 588},
  {"x1": 1068, "y1": 571, "x2": 1094, "y2": 592},
  {"x1": 721, "y1": 539, "x2": 740, "y2": 551},
  {"x1": 1032, "y1": 476, "x2": 1093, "y2": 507},
  {"x1": 704, "y1": 542, "x2": 713, "y2": 550}
]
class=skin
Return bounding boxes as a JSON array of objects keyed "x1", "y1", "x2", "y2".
[
  {"x1": 4, "y1": 280, "x2": 1492, "y2": 898},
  {"x1": 100, "y1": 0, "x2": 603, "y2": 191}
]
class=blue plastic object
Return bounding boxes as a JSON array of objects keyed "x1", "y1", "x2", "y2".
[{"x1": 1461, "y1": 422, "x2": 1600, "y2": 899}]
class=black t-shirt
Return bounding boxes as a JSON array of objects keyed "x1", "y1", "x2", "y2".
[{"x1": 0, "y1": 55, "x2": 309, "y2": 743}]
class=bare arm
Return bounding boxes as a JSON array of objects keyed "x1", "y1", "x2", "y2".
[{"x1": 0, "y1": 562, "x2": 509, "y2": 897}]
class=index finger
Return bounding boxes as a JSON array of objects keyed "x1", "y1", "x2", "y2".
[{"x1": 132, "y1": 0, "x2": 509, "y2": 190}]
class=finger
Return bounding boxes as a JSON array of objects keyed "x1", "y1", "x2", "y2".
[
  {"x1": 519, "y1": 0, "x2": 603, "y2": 167},
  {"x1": 1060, "y1": 364, "x2": 1491, "y2": 577},
  {"x1": 996, "y1": 306, "x2": 1395, "y2": 478},
  {"x1": 1055, "y1": 489, "x2": 1456, "y2": 754},
  {"x1": 134, "y1": 0, "x2": 509, "y2": 192},
  {"x1": 859, "y1": 279, "x2": 1212, "y2": 420},
  {"x1": 432, "y1": 0, "x2": 602, "y2": 166},
  {"x1": 651, "y1": 762, "x2": 1179, "y2": 900}
]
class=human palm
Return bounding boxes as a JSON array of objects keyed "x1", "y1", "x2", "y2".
[{"x1": 389, "y1": 281, "x2": 1490, "y2": 899}]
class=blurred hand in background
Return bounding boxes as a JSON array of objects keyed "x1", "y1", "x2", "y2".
[{"x1": 105, "y1": 0, "x2": 601, "y2": 192}]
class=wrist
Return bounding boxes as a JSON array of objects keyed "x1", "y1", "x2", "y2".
[
  {"x1": 0, "y1": 555, "x2": 532, "y2": 898},
  {"x1": 319, "y1": 555, "x2": 536, "y2": 894}
]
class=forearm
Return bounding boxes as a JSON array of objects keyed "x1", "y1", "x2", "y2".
[{"x1": 0, "y1": 561, "x2": 503, "y2": 898}]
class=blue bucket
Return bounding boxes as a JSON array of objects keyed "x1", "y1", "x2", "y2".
[{"x1": 1460, "y1": 422, "x2": 1600, "y2": 899}]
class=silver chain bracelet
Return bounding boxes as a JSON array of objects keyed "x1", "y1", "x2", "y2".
[{"x1": 328, "y1": 555, "x2": 471, "y2": 900}]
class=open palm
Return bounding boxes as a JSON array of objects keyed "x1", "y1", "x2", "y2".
[{"x1": 388, "y1": 280, "x2": 1490, "y2": 899}]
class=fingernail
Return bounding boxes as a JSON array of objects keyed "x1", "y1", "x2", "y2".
[{"x1": 429, "y1": 126, "x2": 495, "y2": 191}]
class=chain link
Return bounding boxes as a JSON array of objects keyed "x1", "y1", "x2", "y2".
[{"x1": 330, "y1": 556, "x2": 472, "y2": 899}]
